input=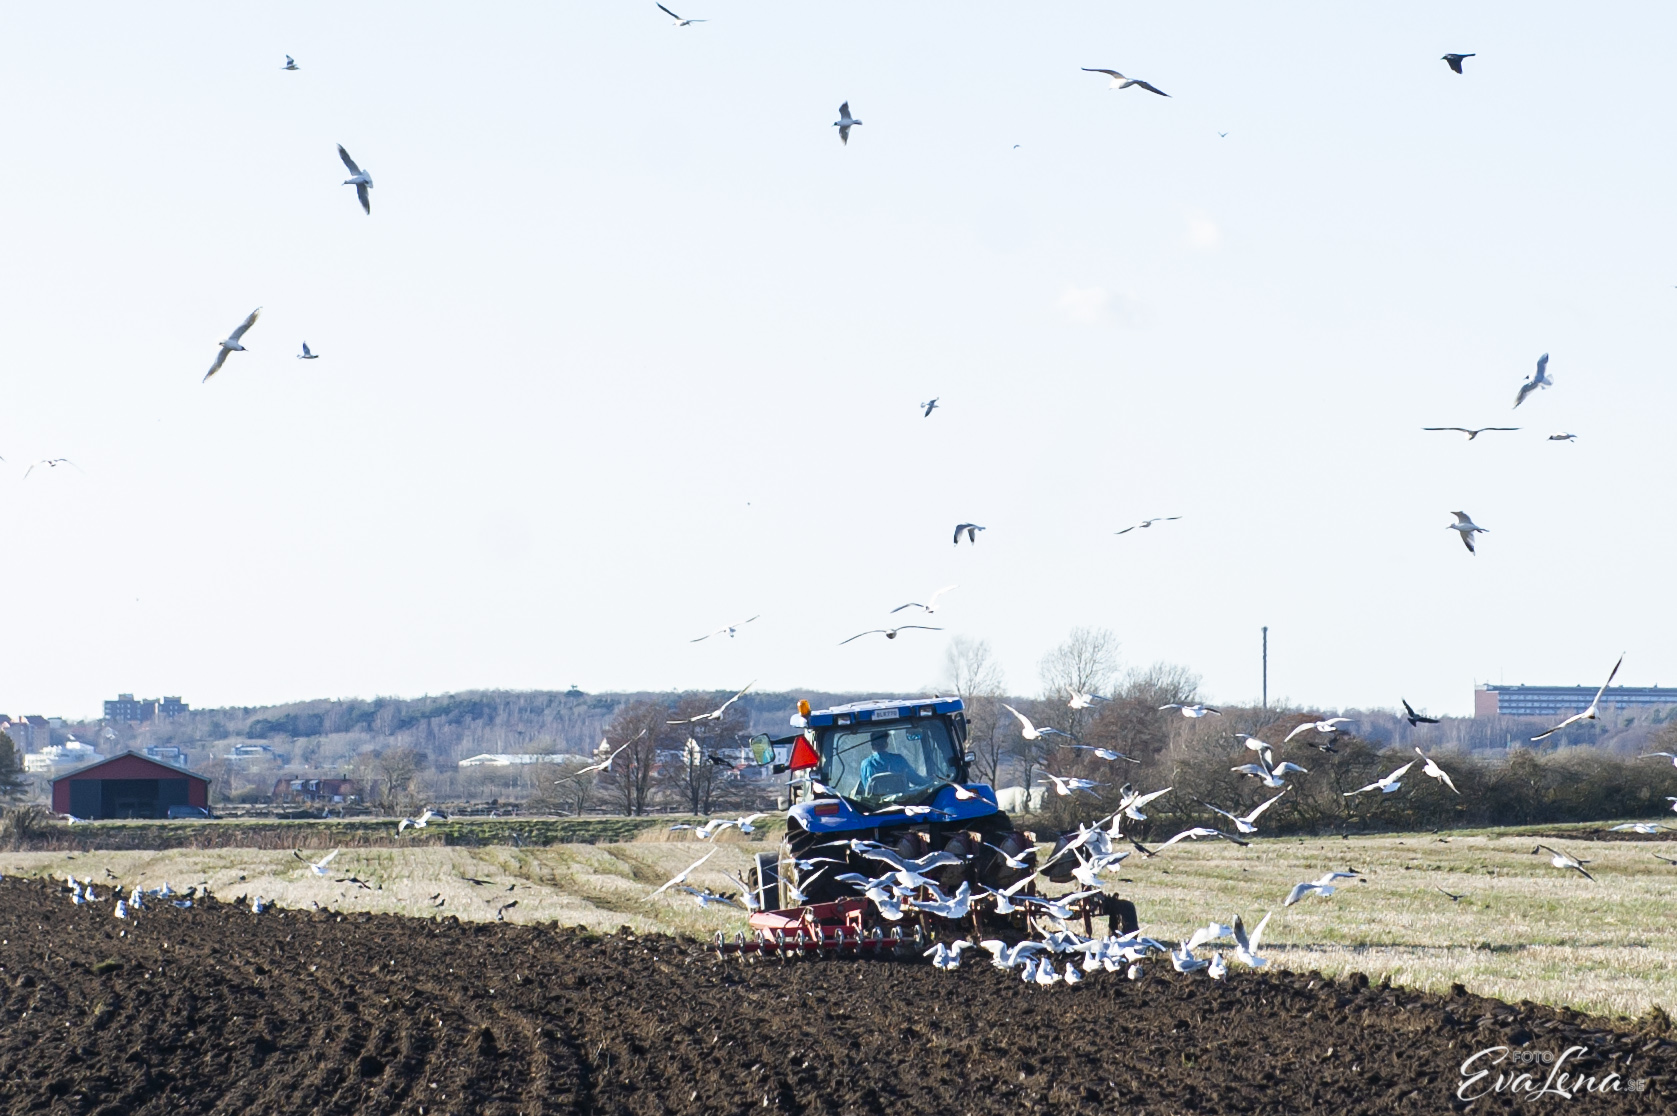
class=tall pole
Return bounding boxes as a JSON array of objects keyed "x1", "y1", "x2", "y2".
[{"x1": 1262, "y1": 626, "x2": 1269, "y2": 711}]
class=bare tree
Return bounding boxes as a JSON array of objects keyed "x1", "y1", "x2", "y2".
[
  {"x1": 374, "y1": 746, "x2": 429, "y2": 812},
  {"x1": 945, "y1": 636, "x2": 1007, "y2": 786},
  {"x1": 0, "y1": 733, "x2": 26, "y2": 801},
  {"x1": 662, "y1": 694, "x2": 749, "y2": 815},
  {"x1": 599, "y1": 701, "x2": 674, "y2": 815},
  {"x1": 1039, "y1": 627, "x2": 1121, "y2": 740}
]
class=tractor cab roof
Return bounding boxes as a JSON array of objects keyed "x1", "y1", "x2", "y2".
[{"x1": 804, "y1": 696, "x2": 964, "y2": 727}]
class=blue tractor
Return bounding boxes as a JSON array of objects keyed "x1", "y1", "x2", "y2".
[{"x1": 727, "y1": 696, "x2": 1137, "y2": 957}]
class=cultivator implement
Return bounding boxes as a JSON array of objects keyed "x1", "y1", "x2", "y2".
[{"x1": 713, "y1": 890, "x2": 1126, "y2": 961}]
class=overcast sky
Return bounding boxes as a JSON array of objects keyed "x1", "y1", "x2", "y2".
[{"x1": 2, "y1": 2, "x2": 1672, "y2": 719}]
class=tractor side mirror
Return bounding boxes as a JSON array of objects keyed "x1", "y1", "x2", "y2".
[{"x1": 963, "y1": 752, "x2": 976, "y2": 765}]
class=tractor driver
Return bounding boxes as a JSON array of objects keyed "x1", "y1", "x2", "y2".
[{"x1": 856, "y1": 730, "x2": 927, "y2": 795}]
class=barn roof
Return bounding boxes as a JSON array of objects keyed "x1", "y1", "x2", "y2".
[{"x1": 49, "y1": 749, "x2": 207, "y2": 785}]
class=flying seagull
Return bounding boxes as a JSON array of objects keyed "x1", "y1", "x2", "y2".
[
  {"x1": 834, "y1": 102, "x2": 862, "y2": 146},
  {"x1": 1066, "y1": 689, "x2": 1107, "y2": 711},
  {"x1": 283, "y1": 55, "x2": 299, "y2": 71},
  {"x1": 1043, "y1": 772, "x2": 1102, "y2": 797},
  {"x1": 651, "y1": 850, "x2": 716, "y2": 896},
  {"x1": 1609, "y1": 823, "x2": 1670, "y2": 834},
  {"x1": 1414, "y1": 748, "x2": 1459, "y2": 793},
  {"x1": 1548, "y1": 432, "x2": 1578, "y2": 442},
  {"x1": 891, "y1": 585, "x2": 957, "y2": 615},
  {"x1": 1441, "y1": 53, "x2": 1475, "y2": 74},
  {"x1": 1640, "y1": 752, "x2": 1677, "y2": 768},
  {"x1": 656, "y1": 3, "x2": 706, "y2": 24},
  {"x1": 690, "y1": 615, "x2": 760, "y2": 642},
  {"x1": 1202, "y1": 790, "x2": 1287, "y2": 835},
  {"x1": 1422, "y1": 426, "x2": 1520, "y2": 440},
  {"x1": 1436, "y1": 886, "x2": 1466, "y2": 901},
  {"x1": 1447, "y1": 511, "x2": 1488, "y2": 554},
  {"x1": 1231, "y1": 912, "x2": 1271, "y2": 968},
  {"x1": 1001, "y1": 703, "x2": 1069, "y2": 741},
  {"x1": 297, "y1": 342, "x2": 319, "y2": 360},
  {"x1": 1284, "y1": 717, "x2": 1351, "y2": 744},
  {"x1": 1533, "y1": 844, "x2": 1593, "y2": 881},
  {"x1": 1285, "y1": 870, "x2": 1359, "y2": 906},
  {"x1": 1513, "y1": 353, "x2": 1552, "y2": 409},
  {"x1": 1115, "y1": 517, "x2": 1180, "y2": 535},
  {"x1": 294, "y1": 848, "x2": 340, "y2": 877},
  {"x1": 1231, "y1": 748, "x2": 1308, "y2": 789},
  {"x1": 838, "y1": 625, "x2": 942, "y2": 645},
  {"x1": 953, "y1": 523, "x2": 985, "y2": 545},
  {"x1": 203, "y1": 307, "x2": 262, "y2": 381},
  {"x1": 1081, "y1": 68, "x2": 1169, "y2": 96},
  {"x1": 667, "y1": 681, "x2": 755, "y2": 723},
  {"x1": 566, "y1": 737, "x2": 635, "y2": 777},
  {"x1": 1401, "y1": 699, "x2": 1439, "y2": 727},
  {"x1": 1532, "y1": 654, "x2": 1623, "y2": 740},
  {"x1": 1160, "y1": 703, "x2": 1220, "y2": 718},
  {"x1": 23, "y1": 458, "x2": 81, "y2": 479},
  {"x1": 1344, "y1": 761, "x2": 1415, "y2": 796},
  {"x1": 920, "y1": 398, "x2": 939, "y2": 417},
  {"x1": 338, "y1": 144, "x2": 373, "y2": 214}
]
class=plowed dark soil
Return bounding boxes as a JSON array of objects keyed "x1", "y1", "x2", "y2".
[{"x1": 0, "y1": 878, "x2": 1669, "y2": 1115}]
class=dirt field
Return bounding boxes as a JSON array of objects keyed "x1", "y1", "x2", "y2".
[{"x1": 0, "y1": 877, "x2": 1670, "y2": 1115}]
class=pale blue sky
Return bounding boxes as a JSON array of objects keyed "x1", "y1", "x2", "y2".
[{"x1": 2, "y1": 3, "x2": 1672, "y2": 718}]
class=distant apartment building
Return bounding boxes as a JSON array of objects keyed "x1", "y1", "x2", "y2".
[
  {"x1": 2, "y1": 715, "x2": 54, "y2": 752},
  {"x1": 103, "y1": 694, "x2": 190, "y2": 724},
  {"x1": 1475, "y1": 683, "x2": 1677, "y2": 719}
]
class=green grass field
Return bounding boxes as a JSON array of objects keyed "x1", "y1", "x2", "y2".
[{"x1": 7, "y1": 823, "x2": 1674, "y2": 1021}]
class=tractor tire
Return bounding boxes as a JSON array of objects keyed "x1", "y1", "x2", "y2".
[
  {"x1": 752, "y1": 851, "x2": 781, "y2": 912},
  {"x1": 780, "y1": 826, "x2": 846, "y2": 905}
]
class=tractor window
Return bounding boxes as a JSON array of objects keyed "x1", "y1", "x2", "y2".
[{"x1": 820, "y1": 720, "x2": 957, "y2": 803}]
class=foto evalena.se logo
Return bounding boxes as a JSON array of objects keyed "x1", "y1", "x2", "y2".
[{"x1": 1458, "y1": 1045, "x2": 1649, "y2": 1101}]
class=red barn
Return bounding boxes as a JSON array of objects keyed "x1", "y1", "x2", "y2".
[{"x1": 51, "y1": 751, "x2": 210, "y2": 820}]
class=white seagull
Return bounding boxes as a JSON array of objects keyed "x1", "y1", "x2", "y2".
[
  {"x1": 1043, "y1": 772, "x2": 1102, "y2": 797},
  {"x1": 656, "y1": 3, "x2": 706, "y2": 25},
  {"x1": 297, "y1": 342, "x2": 319, "y2": 360},
  {"x1": 1513, "y1": 353, "x2": 1552, "y2": 409},
  {"x1": 1138, "y1": 827, "x2": 1250, "y2": 855},
  {"x1": 924, "y1": 940, "x2": 975, "y2": 971},
  {"x1": 667, "y1": 681, "x2": 755, "y2": 723},
  {"x1": 1202, "y1": 790, "x2": 1287, "y2": 834},
  {"x1": 23, "y1": 458, "x2": 81, "y2": 479},
  {"x1": 953, "y1": 523, "x2": 985, "y2": 545},
  {"x1": 1414, "y1": 748, "x2": 1459, "y2": 793},
  {"x1": 1532, "y1": 654, "x2": 1623, "y2": 741},
  {"x1": 1344, "y1": 761, "x2": 1416, "y2": 796},
  {"x1": 296, "y1": 848, "x2": 340, "y2": 877},
  {"x1": 1231, "y1": 912, "x2": 1271, "y2": 968},
  {"x1": 1066, "y1": 744, "x2": 1138, "y2": 763},
  {"x1": 1082, "y1": 68, "x2": 1170, "y2": 97},
  {"x1": 1284, "y1": 870, "x2": 1360, "y2": 906},
  {"x1": 1422, "y1": 426, "x2": 1519, "y2": 440},
  {"x1": 651, "y1": 850, "x2": 716, "y2": 895},
  {"x1": 1548, "y1": 432, "x2": 1578, "y2": 442},
  {"x1": 1161, "y1": 703, "x2": 1221, "y2": 718},
  {"x1": 1285, "y1": 718, "x2": 1351, "y2": 744},
  {"x1": 690, "y1": 616, "x2": 760, "y2": 642},
  {"x1": 1533, "y1": 844, "x2": 1593, "y2": 881},
  {"x1": 1446, "y1": 511, "x2": 1488, "y2": 554},
  {"x1": 398, "y1": 808, "x2": 441, "y2": 833},
  {"x1": 1065, "y1": 689, "x2": 1105, "y2": 710},
  {"x1": 839, "y1": 625, "x2": 942, "y2": 645},
  {"x1": 833, "y1": 102, "x2": 862, "y2": 145},
  {"x1": 1609, "y1": 823, "x2": 1671, "y2": 834},
  {"x1": 568, "y1": 738, "x2": 633, "y2": 776},
  {"x1": 338, "y1": 144, "x2": 373, "y2": 215},
  {"x1": 891, "y1": 585, "x2": 958, "y2": 615},
  {"x1": 1638, "y1": 752, "x2": 1677, "y2": 768},
  {"x1": 920, "y1": 398, "x2": 939, "y2": 417},
  {"x1": 1118, "y1": 784, "x2": 1173, "y2": 821},
  {"x1": 203, "y1": 307, "x2": 262, "y2": 381},
  {"x1": 1231, "y1": 749, "x2": 1308, "y2": 789},
  {"x1": 1115, "y1": 516, "x2": 1181, "y2": 535},
  {"x1": 283, "y1": 55, "x2": 299, "y2": 71},
  {"x1": 1002, "y1": 704, "x2": 1069, "y2": 741}
]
